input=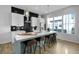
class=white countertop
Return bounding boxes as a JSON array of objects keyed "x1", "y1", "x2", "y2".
[
  {"x1": 0, "y1": 30, "x2": 56, "y2": 44},
  {"x1": 15, "y1": 31, "x2": 56, "y2": 42}
]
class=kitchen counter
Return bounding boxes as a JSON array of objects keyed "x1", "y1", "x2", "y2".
[
  {"x1": 15, "y1": 31, "x2": 56, "y2": 42},
  {"x1": 13, "y1": 31, "x2": 56, "y2": 54}
]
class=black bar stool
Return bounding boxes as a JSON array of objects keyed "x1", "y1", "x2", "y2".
[
  {"x1": 53, "y1": 33, "x2": 57, "y2": 43},
  {"x1": 35, "y1": 37, "x2": 42, "y2": 54},
  {"x1": 22, "y1": 39, "x2": 37, "y2": 54},
  {"x1": 26, "y1": 39, "x2": 37, "y2": 54},
  {"x1": 49, "y1": 33, "x2": 57, "y2": 46},
  {"x1": 21, "y1": 40, "x2": 30, "y2": 54},
  {"x1": 44, "y1": 35, "x2": 51, "y2": 51},
  {"x1": 49, "y1": 35, "x2": 53, "y2": 46},
  {"x1": 35, "y1": 36, "x2": 45, "y2": 54}
]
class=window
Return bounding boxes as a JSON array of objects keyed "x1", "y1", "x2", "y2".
[
  {"x1": 47, "y1": 13, "x2": 75, "y2": 34},
  {"x1": 63, "y1": 14, "x2": 75, "y2": 34},
  {"x1": 54, "y1": 16, "x2": 62, "y2": 32}
]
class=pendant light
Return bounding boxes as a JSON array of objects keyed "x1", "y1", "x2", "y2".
[{"x1": 25, "y1": 11, "x2": 29, "y2": 21}]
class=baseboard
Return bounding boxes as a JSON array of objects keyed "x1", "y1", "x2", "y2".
[{"x1": 57, "y1": 39, "x2": 79, "y2": 45}]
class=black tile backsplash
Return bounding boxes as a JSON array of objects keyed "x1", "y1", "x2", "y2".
[
  {"x1": 11, "y1": 7, "x2": 39, "y2": 31},
  {"x1": 29, "y1": 12, "x2": 38, "y2": 17},
  {"x1": 11, "y1": 7, "x2": 24, "y2": 15}
]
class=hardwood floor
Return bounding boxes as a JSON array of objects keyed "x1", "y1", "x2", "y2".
[
  {"x1": 43, "y1": 39, "x2": 79, "y2": 54},
  {"x1": 0, "y1": 43, "x2": 12, "y2": 54},
  {"x1": 0, "y1": 39, "x2": 79, "y2": 54}
]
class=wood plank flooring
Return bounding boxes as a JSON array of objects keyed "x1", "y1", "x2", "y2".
[
  {"x1": 43, "y1": 39, "x2": 79, "y2": 54},
  {"x1": 0, "y1": 43, "x2": 12, "y2": 54},
  {"x1": 0, "y1": 39, "x2": 79, "y2": 54}
]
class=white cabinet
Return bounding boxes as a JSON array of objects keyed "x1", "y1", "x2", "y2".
[
  {"x1": 31, "y1": 17, "x2": 39, "y2": 32},
  {"x1": 39, "y1": 18, "x2": 45, "y2": 30},
  {"x1": 31, "y1": 17, "x2": 38, "y2": 26},
  {"x1": 12, "y1": 13, "x2": 19, "y2": 26},
  {"x1": 18, "y1": 14, "x2": 24, "y2": 26},
  {"x1": 12, "y1": 13, "x2": 24, "y2": 26}
]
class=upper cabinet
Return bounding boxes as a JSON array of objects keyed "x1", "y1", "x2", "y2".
[
  {"x1": 11, "y1": 7, "x2": 24, "y2": 27},
  {"x1": 12, "y1": 13, "x2": 19, "y2": 26},
  {"x1": 18, "y1": 14, "x2": 24, "y2": 26},
  {"x1": 12, "y1": 13, "x2": 24, "y2": 26},
  {"x1": 38, "y1": 17, "x2": 46, "y2": 31},
  {"x1": 31, "y1": 17, "x2": 38, "y2": 26},
  {"x1": 31, "y1": 17, "x2": 45, "y2": 32},
  {"x1": 31, "y1": 17, "x2": 45, "y2": 27}
]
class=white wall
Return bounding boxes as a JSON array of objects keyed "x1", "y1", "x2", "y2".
[
  {"x1": 0, "y1": 5, "x2": 11, "y2": 44},
  {"x1": 44, "y1": 6, "x2": 79, "y2": 44},
  {"x1": 1, "y1": 5, "x2": 79, "y2": 44}
]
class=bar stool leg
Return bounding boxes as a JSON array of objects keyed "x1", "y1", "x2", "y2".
[
  {"x1": 39, "y1": 41, "x2": 41, "y2": 54},
  {"x1": 24, "y1": 45, "x2": 26, "y2": 54},
  {"x1": 26, "y1": 46, "x2": 31, "y2": 54},
  {"x1": 44, "y1": 38, "x2": 46, "y2": 51},
  {"x1": 30, "y1": 46, "x2": 32, "y2": 54},
  {"x1": 34, "y1": 42, "x2": 37, "y2": 54}
]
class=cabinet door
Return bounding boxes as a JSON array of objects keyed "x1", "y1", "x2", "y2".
[
  {"x1": 12, "y1": 13, "x2": 24, "y2": 26},
  {"x1": 18, "y1": 14, "x2": 24, "y2": 26},
  {"x1": 12, "y1": 13, "x2": 19, "y2": 26},
  {"x1": 31, "y1": 17, "x2": 38, "y2": 26}
]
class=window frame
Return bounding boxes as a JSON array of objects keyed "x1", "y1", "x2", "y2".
[{"x1": 47, "y1": 13, "x2": 75, "y2": 34}]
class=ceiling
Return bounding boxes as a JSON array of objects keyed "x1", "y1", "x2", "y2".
[{"x1": 13, "y1": 5, "x2": 70, "y2": 15}]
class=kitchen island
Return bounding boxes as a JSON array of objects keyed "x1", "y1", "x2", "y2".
[{"x1": 13, "y1": 31, "x2": 56, "y2": 54}]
